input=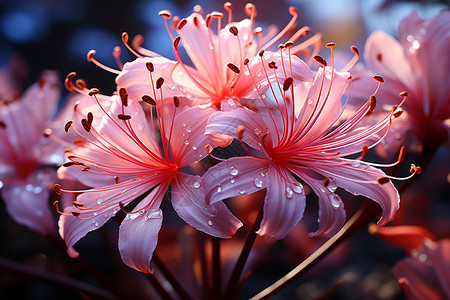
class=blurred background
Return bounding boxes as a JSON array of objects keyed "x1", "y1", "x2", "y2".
[{"x1": 0, "y1": 0, "x2": 449, "y2": 299}]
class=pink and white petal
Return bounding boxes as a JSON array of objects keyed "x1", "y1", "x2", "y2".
[
  {"x1": 364, "y1": 31, "x2": 416, "y2": 90},
  {"x1": 170, "y1": 105, "x2": 216, "y2": 166},
  {"x1": 116, "y1": 57, "x2": 180, "y2": 102},
  {"x1": 172, "y1": 173, "x2": 242, "y2": 239},
  {"x1": 423, "y1": 239, "x2": 450, "y2": 297},
  {"x1": 2, "y1": 170, "x2": 56, "y2": 236},
  {"x1": 118, "y1": 185, "x2": 166, "y2": 273},
  {"x1": 313, "y1": 159, "x2": 399, "y2": 225},
  {"x1": 202, "y1": 156, "x2": 269, "y2": 206},
  {"x1": 256, "y1": 166, "x2": 306, "y2": 239},
  {"x1": 294, "y1": 170, "x2": 346, "y2": 237},
  {"x1": 59, "y1": 179, "x2": 151, "y2": 249},
  {"x1": 205, "y1": 106, "x2": 267, "y2": 151},
  {"x1": 57, "y1": 164, "x2": 117, "y2": 188}
]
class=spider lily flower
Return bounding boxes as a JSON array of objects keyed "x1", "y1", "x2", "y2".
[
  {"x1": 202, "y1": 44, "x2": 415, "y2": 239},
  {"x1": 114, "y1": 3, "x2": 320, "y2": 108},
  {"x1": 352, "y1": 10, "x2": 450, "y2": 154},
  {"x1": 370, "y1": 224, "x2": 450, "y2": 300},
  {"x1": 55, "y1": 79, "x2": 241, "y2": 273},
  {"x1": 0, "y1": 71, "x2": 61, "y2": 236}
]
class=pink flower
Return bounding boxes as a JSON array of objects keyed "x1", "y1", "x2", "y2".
[
  {"x1": 202, "y1": 47, "x2": 410, "y2": 239},
  {"x1": 352, "y1": 10, "x2": 450, "y2": 153},
  {"x1": 56, "y1": 84, "x2": 241, "y2": 273},
  {"x1": 0, "y1": 71, "x2": 61, "y2": 236},
  {"x1": 115, "y1": 4, "x2": 319, "y2": 108},
  {"x1": 370, "y1": 224, "x2": 450, "y2": 300}
]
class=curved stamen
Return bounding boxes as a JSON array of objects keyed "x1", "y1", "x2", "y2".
[{"x1": 87, "y1": 50, "x2": 121, "y2": 75}]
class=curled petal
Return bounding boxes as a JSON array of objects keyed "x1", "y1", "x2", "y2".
[{"x1": 172, "y1": 173, "x2": 242, "y2": 239}]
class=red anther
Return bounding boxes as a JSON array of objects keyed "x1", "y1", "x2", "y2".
[
  {"x1": 173, "y1": 36, "x2": 181, "y2": 48},
  {"x1": 369, "y1": 95, "x2": 377, "y2": 112},
  {"x1": 399, "y1": 91, "x2": 408, "y2": 97},
  {"x1": 283, "y1": 77, "x2": 293, "y2": 91},
  {"x1": 88, "y1": 88, "x2": 99, "y2": 96},
  {"x1": 326, "y1": 42, "x2": 336, "y2": 48},
  {"x1": 398, "y1": 146, "x2": 406, "y2": 163},
  {"x1": 227, "y1": 63, "x2": 240, "y2": 74},
  {"x1": 351, "y1": 45, "x2": 359, "y2": 55},
  {"x1": 145, "y1": 62, "x2": 154, "y2": 73},
  {"x1": 284, "y1": 41, "x2": 294, "y2": 48},
  {"x1": 373, "y1": 75, "x2": 384, "y2": 83},
  {"x1": 224, "y1": 2, "x2": 233, "y2": 11},
  {"x1": 193, "y1": 5, "x2": 203, "y2": 14},
  {"x1": 178, "y1": 19, "x2": 187, "y2": 30},
  {"x1": 229, "y1": 26, "x2": 239, "y2": 36},
  {"x1": 159, "y1": 10, "x2": 172, "y2": 19},
  {"x1": 64, "y1": 121, "x2": 73, "y2": 133},
  {"x1": 171, "y1": 16, "x2": 180, "y2": 29},
  {"x1": 259, "y1": 49, "x2": 265, "y2": 57},
  {"x1": 87, "y1": 112, "x2": 93, "y2": 125},
  {"x1": 393, "y1": 107, "x2": 403, "y2": 118},
  {"x1": 245, "y1": 3, "x2": 256, "y2": 16},
  {"x1": 211, "y1": 11, "x2": 224, "y2": 18},
  {"x1": 62, "y1": 161, "x2": 77, "y2": 167},
  {"x1": 122, "y1": 32, "x2": 129, "y2": 44},
  {"x1": 377, "y1": 53, "x2": 382, "y2": 61},
  {"x1": 113, "y1": 46, "x2": 121, "y2": 57},
  {"x1": 115, "y1": 176, "x2": 120, "y2": 184},
  {"x1": 173, "y1": 96, "x2": 180, "y2": 107},
  {"x1": 314, "y1": 55, "x2": 327, "y2": 66},
  {"x1": 43, "y1": 128, "x2": 52, "y2": 137},
  {"x1": 73, "y1": 202, "x2": 84, "y2": 208},
  {"x1": 119, "y1": 87, "x2": 128, "y2": 106},
  {"x1": 237, "y1": 126, "x2": 244, "y2": 140},
  {"x1": 54, "y1": 184, "x2": 62, "y2": 195},
  {"x1": 87, "y1": 50, "x2": 96, "y2": 62},
  {"x1": 142, "y1": 95, "x2": 157, "y2": 105},
  {"x1": 193, "y1": 16, "x2": 199, "y2": 27},
  {"x1": 278, "y1": 44, "x2": 285, "y2": 49},
  {"x1": 72, "y1": 211, "x2": 81, "y2": 217},
  {"x1": 410, "y1": 164, "x2": 421, "y2": 175},
  {"x1": 360, "y1": 145, "x2": 369, "y2": 160},
  {"x1": 243, "y1": 58, "x2": 250, "y2": 65},
  {"x1": 118, "y1": 114, "x2": 132, "y2": 120},
  {"x1": 75, "y1": 79, "x2": 86, "y2": 89},
  {"x1": 81, "y1": 118, "x2": 91, "y2": 132},
  {"x1": 205, "y1": 14, "x2": 212, "y2": 27},
  {"x1": 377, "y1": 177, "x2": 390, "y2": 184},
  {"x1": 65, "y1": 72, "x2": 77, "y2": 91},
  {"x1": 268, "y1": 61, "x2": 277, "y2": 69},
  {"x1": 132, "y1": 35, "x2": 144, "y2": 47},
  {"x1": 38, "y1": 77, "x2": 46, "y2": 89},
  {"x1": 156, "y1": 77, "x2": 164, "y2": 89},
  {"x1": 289, "y1": 6, "x2": 298, "y2": 15}
]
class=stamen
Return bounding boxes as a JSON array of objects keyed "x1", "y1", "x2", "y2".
[
  {"x1": 88, "y1": 88, "x2": 99, "y2": 96},
  {"x1": 87, "y1": 50, "x2": 121, "y2": 75},
  {"x1": 227, "y1": 63, "x2": 240, "y2": 74},
  {"x1": 377, "y1": 177, "x2": 390, "y2": 184},
  {"x1": 314, "y1": 55, "x2": 327, "y2": 66},
  {"x1": 159, "y1": 10, "x2": 172, "y2": 19},
  {"x1": 122, "y1": 32, "x2": 144, "y2": 58},
  {"x1": 65, "y1": 121, "x2": 73, "y2": 132},
  {"x1": 118, "y1": 114, "x2": 132, "y2": 120},
  {"x1": 81, "y1": 118, "x2": 91, "y2": 132},
  {"x1": 142, "y1": 95, "x2": 157, "y2": 105},
  {"x1": 410, "y1": 164, "x2": 421, "y2": 175},
  {"x1": 173, "y1": 96, "x2": 180, "y2": 107},
  {"x1": 65, "y1": 72, "x2": 77, "y2": 91},
  {"x1": 398, "y1": 146, "x2": 406, "y2": 163},
  {"x1": 193, "y1": 5, "x2": 203, "y2": 14},
  {"x1": 173, "y1": 36, "x2": 181, "y2": 48},
  {"x1": 54, "y1": 184, "x2": 62, "y2": 195},
  {"x1": 76, "y1": 79, "x2": 87, "y2": 90},
  {"x1": 156, "y1": 77, "x2": 164, "y2": 89},
  {"x1": 373, "y1": 75, "x2": 384, "y2": 83},
  {"x1": 224, "y1": 2, "x2": 233, "y2": 23},
  {"x1": 369, "y1": 95, "x2": 377, "y2": 112},
  {"x1": 178, "y1": 19, "x2": 188, "y2": 30},
  {"x1": 237, "y1": 125, "x2": 244, "y2": 140},
  {"x1": 229, "y1": 26, "x2": 238, "y2": 36},
  {"x1": 283, "y1": 77, "x2": 293, "y2": 91},
  {"x1": 113, "y1": 46, "x2": 123, "y2": 69},
  {"x1": 115, "y1": 176, "x2": 120, "y2": 184},
  {"x1": 340, "y1": 45, "x2": 360, "y2": 72},
  {"x1": 119, "y1": 87, "x2": 128, "y2": 107},
  {"x1": 146, "y1": 62, "x2": 154, "y2": 72},
  {"x1": 87, "y1": 112, "x2": 93, "y2": 125}
]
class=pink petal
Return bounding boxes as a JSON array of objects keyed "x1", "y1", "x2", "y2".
[
  {"x1": 294, "y1": 170, "x2": 346, "y2": 237},
  {"x1": 170, "y1": 105, "x2": 216, "y2": 166},
  {"x1": 257, "y1": 166, "x2": 306, "y2": 239},
  {"x1": 172, "y1": 173, "x2": 242, "y2": 238},
  {"x1": 312, "y1": 160, "x2": 399, "y2": 225},
  {"x1": 118, "y1": 186, "x2": 166, "y2": 273},
  {"x1": 202, "y1": 156, "x2": 270, "y2": 206},
  {"x1": 2, "y1": 170, "x2": 56, "y2": 236}
]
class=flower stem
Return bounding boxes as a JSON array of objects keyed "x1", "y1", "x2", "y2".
[
  {"x1": 223, "y1": 204, "x2": 265, "y2": 300},
  {"x1": 144, "y1": 273, "x2": 176, "y2": 300},
  {"x1": 249, "y1": 199, "x2": 381, "y2": 300},
  {"x1": 212, "y1": 236, "x2": 222, "y2": 297}
]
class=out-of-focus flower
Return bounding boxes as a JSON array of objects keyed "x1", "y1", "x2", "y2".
[
  {"x1": 115, "y1": 3, "x2": 320, "y2": 108},
  {"x1": 56, "y1": 82, "x2": 242, "y2": 273},
  {"x1": 202, "y1": 45, "x2": 414, "y2": 239},
  {"x1": 0, "y1": 70, "x2": 60, "y2": 236},
  {"x1": 353, "y1": 10, "x2": 450, "y2": 154},
  {"x1": 370, "y1": 224, "x2": 450, "y2": 300}
]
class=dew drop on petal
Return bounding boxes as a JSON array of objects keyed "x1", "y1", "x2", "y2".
[
  {"x1": 330, "y1": 195, "x2": 340, "y2": 208},
  {"x1": 327, "y1": 178, "x2": 337, "y2": 192},
  {"x1": 285, "y1": 186, "x2": 293, "y2": 199},
  {"x1": 253, "y1": 178, "x2": 263, "y2": 188},
  {"x1": 217, "y1": 186, "x2": 222, "y2": 193},
  {"x1": 260, "y1": 172, "x2": 266, "y2": 177},
  {"x1": 93, "y1": 221, "x2": 99, "y2": 227},
  {"x1": 254, "y1": 128, "x2": 261, "y2": 135},
  {"x1": 186, "y1": 126, "x2": 192, "y2": 133},
  {"x1": 292, "y1": 184, "x2": 303, "y2": 194},
  {"x1": 256, "y1": 69, "x2": 262, "y2": 77},
  {"x1": 307, "y1": 99, "x2": 313, "y2": 105},
  {"x1": 97, "y1": 198, "x2": 102, "y2": 205},
  {"x1": 137, "y1": 123, "x2": 144, "y2": 130},
  {"x1": 229, "y1": 167, "x2": 238, "y2": 176},
  {"x1": 238, "y1": 189, "x2": 245, "y2": 195},
  {"x1": 193, "y1": 180, "x2": 201, "y2": 189},
  {"x1": 184, "y1": 139, "x2": 189, "y2": 145},
  {"x1": 192, "y1": 145, "x2": 197, "y2": 151},
  {"x1": 208, "y1": 220, "x2": 213, "y2": 226},
  {"x1": 230, "y1": 178, "x2": 235, "y2": 184}
]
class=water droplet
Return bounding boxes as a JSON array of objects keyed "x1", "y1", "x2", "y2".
[
  {"x1": 326, "y1": 178, "x2": 337, "y2": 192},
  {"x1": 254, "y1": 128, "x2": 261, "y2": 135},
  {"x1": 0, "y1": 181, "x2": 3, "y2": 189},
  {"x1": 192, "y1": 145, "x2": 197, "y2": 151},
  {"x1": 93, "y1": 212, "x2": 98, "y2": 216},
  {"x1": 193, "y1": 180, "x2": 201, "y2": 189},
  {"x1": 418, "y1": 253, "x2": 427, "y2": 262},
  {"x1": 307, "y1": 99, "x2": 313, "y2": 105},
  {"x1": 184, "y1": 139, "x2": 189, "y2": 145},
  {"x1": 285, "y1": 186, "x2": 293, "y2": 199},
  {"x1": 217, "y1": 186, "x2": 222, "y2": 193},
  {"x1": 227, "y1": 99, "x2": 235, "y2": 106},
  {"x1": 351, "y1": 161, "x2": 367, "y2": 169},
  {"x1": 330, "y1": 195, "x2": 340, "y2": 208},
  {"x1": 186, "y1": 126, "x2": 192, "y2": 133},
  {"x1": 183, "y1": 123, "x2": 187, "y2": 127},
  {"x1": 230, "y1": 178, "x2": 235, "y2": 184},
  {"x1": 253, "y1": 178, "x2": 263, "y2": 188},
  {"x1": 407, "y1": 35, "x2": 414, "y2": 42},
  {"x1": 137, "y1": 123, "x2": 144, "y2": 130},
  {"x1": 238, "y1": 189, "x2": 245, "y2": 195},
  {"x1": 256, "y1": 69, "x2": 262, "y2": 77},
  {"x1": 93, "y1": 221, "x2": 99, "y2": 227},
  {"x1": 25, "y1": 184, "x2": 33, "y2": 192},
  {"x1": 97, "y1": 199, "x2": 102, "y2": 205},
  {"x1": 208, "y1": 220, "x2": 213, "y2": 226},
  {"x1": 229, "y1": 167, "x2": 239, "y2": 176},
  {"x1": 292, "y1": 184, "x2": 303, "y2": 194},
  {"x1": 260, "y1": 172, "x2": 266, "y2": 177}
]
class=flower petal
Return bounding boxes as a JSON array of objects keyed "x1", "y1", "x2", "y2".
[
  {"x1": 202, "y1": 156, "x2": 269, "y2": 206},
  {"x1": 172, "y1": 173, "x2": 242, "y2": 238},
  {"x1": 257, "y1": 166, "x2": 306, "y2": 239}
]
